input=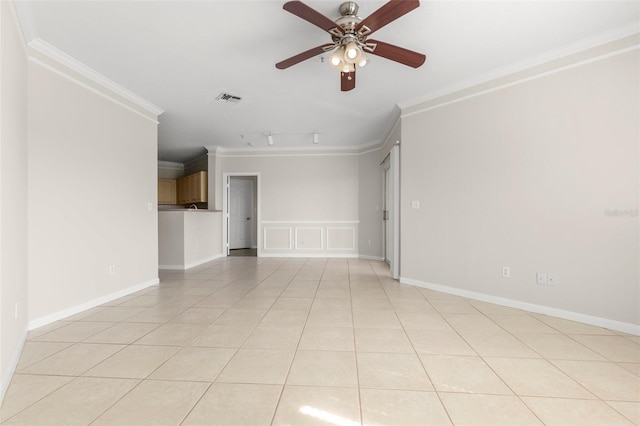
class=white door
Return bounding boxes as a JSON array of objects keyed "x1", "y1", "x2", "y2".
[{"x1": 229, "y1": 178, "x2": 253, "y2": 249}]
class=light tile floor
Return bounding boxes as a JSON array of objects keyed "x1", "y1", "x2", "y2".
[{"x1": 1, "y1": 257, "x2": 639, "y2": 425}]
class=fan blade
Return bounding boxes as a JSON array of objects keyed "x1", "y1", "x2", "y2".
[
  {"x1": 276, "y1": 44, "x2": 335, "y2": 69},
  {"x1": 367, "y1": 39, "x2": 425, "y2": 68},
  {"x1": 283, "y1": 1, "x2": 341, "y2": 33},
  {"x1": 341, "y1": 69, "x2": 356, "y2": 91},
  {"x1": 356, "y1": 0, "x2": 419, "y2": 36}
]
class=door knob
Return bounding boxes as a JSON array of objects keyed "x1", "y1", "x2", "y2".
[{"x1": 246, "y1": 217, "x2": 250, "y2": 220}]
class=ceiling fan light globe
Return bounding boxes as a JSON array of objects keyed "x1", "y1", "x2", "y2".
[
  {"x1": 345, "y1": 41, "x2": 359, "y2": 60},
  {"x1": 357, "y1": 54, "x2": 369, "y2": 68},
  {"x1": 330, "y1": 47, "x2": 345, "y2": 68}
]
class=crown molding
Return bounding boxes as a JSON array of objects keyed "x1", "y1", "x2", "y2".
[
  {"x1": 204, "y1": 141, "x2": 382, "y2": 158},
  {"x1": 27, "y1": 38, "x2": 164, "y2": 118},
  {"x1": 12, "y1": 1, "x2": 37, "y2": 46},
  {"x1": 399, "y1": 21, "x2": 640, "y2": 113},
  {"x1": 380, "y1": 105, "x2": 401, "y2": 146},
  {"x1": 158, "y1": 161, "x2": 184, "y2": 170}
]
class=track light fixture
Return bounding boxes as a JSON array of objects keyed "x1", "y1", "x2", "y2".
[{"x1": 260, "y1": 131, "x2": 320, "y2": 146}]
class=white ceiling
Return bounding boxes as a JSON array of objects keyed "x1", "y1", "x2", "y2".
[{"x1": 19, "y1": 1, "x2": 640, "y2": 162}]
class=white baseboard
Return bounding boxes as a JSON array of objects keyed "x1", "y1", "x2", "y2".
[
  {"x1": 0, "y1": 328, "x2": 28, "y2": 403},
  {"x1": 259, "y1": 253, "x2": 359, "y2": 258},
  {"x1": 158, "y1": 265, "x2": 184, "y2": 270},
  {"x1": 28, "y1": 277, "x2": 159, "y2": 330},
  {"x1": 259, "y1": 253, "x2": 383, "y2": 261},
  {"x1": 359, "y1": 254, "x2": 385, "y2": 261},
  {"x1": 401, "y1": 277, "x2": 640, "y2": 336},
  {"x1": 159, "y1": 254, "x2": 224, "y2": 270}
]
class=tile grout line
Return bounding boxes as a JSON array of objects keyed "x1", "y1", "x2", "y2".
[
  {"x1": 268, "y1": 257, "x2": 321, "y2": 426},
  {"x1": 349, "y1": 258, "x2": 364, "y2": 426},
  {"x1": 379, "y1": 264, "x2": 457, "y2": 425}
]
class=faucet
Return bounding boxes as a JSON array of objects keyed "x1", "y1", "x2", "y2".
[{"x1": 188, "y1": 204, "x2": 198, "y2": 210}]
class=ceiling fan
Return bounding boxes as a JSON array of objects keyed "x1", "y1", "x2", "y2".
[{"x1": 276, "y1": 0, "x2": 426, "y2": 92}]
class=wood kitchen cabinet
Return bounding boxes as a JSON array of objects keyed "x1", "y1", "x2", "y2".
[
  {"x1": 177, "y1": 171, "x2": 207, "y2": 204},
  {"x1": 158, "y1": 179, "x2": 177, "y2": 204}
]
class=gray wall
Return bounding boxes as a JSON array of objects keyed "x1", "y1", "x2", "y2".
[
  {"x1": 0, "y1": 1, "x2": 29, "y2": 400},
  {"x1": 27, "y1": 53, "x2": 160, "y2": 324},
  {"x1": 400, "y1": 41, "x2": 639, "y2": 328},
  {"x1": 358, "y1": 149, "x2": 384, "y2": 259}
]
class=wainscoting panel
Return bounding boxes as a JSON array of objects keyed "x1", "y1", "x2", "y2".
[
  {"x1": 295, "y1": 227, "x2": 323, "y2": 250},
  {"x1": 263, "y1": 227, "x2": 292, "y2": 250},
  {"x1": 261, "y1": 221, "x2": 358, "y2": 257},
  {"x1": 327, "y1": 227, "x2": 356, "y2": 250}
]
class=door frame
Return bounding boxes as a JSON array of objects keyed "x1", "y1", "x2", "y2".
[
  {"x1": 222, "y1": 172, "x2": 261, "y2": 256},
  {"x1": 228, "y1": 177, "x2": 254, "y2": 250},
  {"x1": 382, "y1": 144, "x2": 400, "y2": 279},
  {"x1": 384, "y1": 165, "x2": 392, "y2": 265}
]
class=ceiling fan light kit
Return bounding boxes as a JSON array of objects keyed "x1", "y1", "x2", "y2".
[{"x1": 276, "y1": 0, "x2": 426, "y2": 91}]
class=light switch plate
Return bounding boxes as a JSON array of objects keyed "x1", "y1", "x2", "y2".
[{"x1": 411, "y1": 201, "x2": 420, "y2": 209}]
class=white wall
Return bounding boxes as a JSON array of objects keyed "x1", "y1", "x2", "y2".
[
  {"x1": 159, "y1": 211, "x2": 222, "y2": 269},
  {"x1": 184, "y1": 212, "x2": 222, "y2": 267},
  {"x1": 400, "y1": 40, "x2": 639, "y2": 331},
  {"x1": 0, "y1": 1, "x2": 29, "y2": 400},
  {"x1": 219, "y1": 151, "x2": 373, "y2": 257},
  {"x1": 222, "y1": 154, "x2": 360, "y2": 220},
  {"x1": 27, "y1": 57, "x2": 160, "y2": 325},
  {"x1": 158, "y1": 212, "x2": 185, "y2": 267}
]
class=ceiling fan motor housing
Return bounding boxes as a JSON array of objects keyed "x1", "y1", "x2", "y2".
[
  {"x1": 334, "y1": 2, "x2": 367, "y2": 50},
  {"x1": 336, "y1": 2, "x2": 362, "y2": 33},
  {"x1": 339, "y1": 2, "x2": 359, "y2": 17}
]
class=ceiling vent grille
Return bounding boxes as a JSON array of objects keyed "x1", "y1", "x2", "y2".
[{"x1": 215, "y1": 93, "x2": 242, "y2": 104}]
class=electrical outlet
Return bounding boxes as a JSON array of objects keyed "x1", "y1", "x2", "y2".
[
  {"x1": 368, "y1": 240, "x2": 372, "y2": 247},
  {"x1": 502, "y1": 266, "x2": 511, "y2": 278},
  {"x1": 411, "y1": 200, "x2": 420, "y2": 209},
  {"x1": 109, "y1": 265, "x2": 117, "y2": 276},
  {"x1": 547, "y1": 273, "x2": 558, "y2": 286},
  {"x1": 536, "y1": 272, "x2": 547, "y2": 285}
]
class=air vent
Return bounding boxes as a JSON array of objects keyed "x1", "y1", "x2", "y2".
[{"x1": 215, "y1": 93, "x2": 242, "y2": 104}]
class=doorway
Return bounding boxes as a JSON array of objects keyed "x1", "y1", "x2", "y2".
[
  {"x1": 382, "y1": 144, "x2": 400, "y2": 279},
  {"x1": 224, "y1": 174, "x2": 259, "y2": 257},
  {"x1": 384, "y1": 166, "x2": 392, "y2": 264}
]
